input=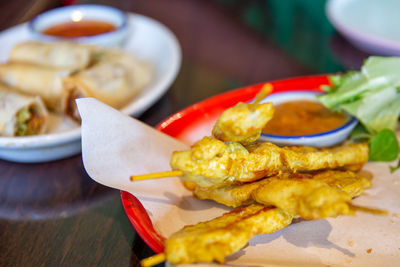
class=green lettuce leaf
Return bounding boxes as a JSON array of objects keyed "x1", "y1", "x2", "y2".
[
  {"x1": 362, "y1": 56, "x2": 400, "y2": 86},
  {"x1": 340, "y1": 87, "x2": 400, "y2": 133},
  {"x1": 390, "y1": 160, "x2": 400, "y2": 173},
  {"x1": 317, "y1": 56, "x2": 400, "y2": 165},
  {"x1": 369, "y1": 129, "x2": 399, "y2": 162},
  {"x1": 317, "y1": 73, "x2": 387, "y2": 109}
]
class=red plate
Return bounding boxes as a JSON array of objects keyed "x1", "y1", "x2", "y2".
[{"x1": 120, "y1": 75, "x2": 330, "y2": 253}]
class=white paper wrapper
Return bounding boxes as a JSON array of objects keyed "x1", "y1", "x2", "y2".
[{"x1": 78, "y1": 98, "x2": 400, "y2": 267}]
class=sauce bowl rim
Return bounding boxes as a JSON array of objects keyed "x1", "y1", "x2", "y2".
[
  {"x1": 258, "y1": 90, "x2": 358, "y2": 140},
  {"x1": 28, "y1": 4, "x2": 128, "y2": 42}
]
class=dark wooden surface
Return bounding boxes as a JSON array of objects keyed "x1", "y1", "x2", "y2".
[{"x1": 0, "y1": 0, "x2": 369, "y2": 266}]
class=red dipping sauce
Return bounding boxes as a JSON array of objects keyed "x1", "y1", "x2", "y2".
[{"x1": 42, "y1": 20, "x2": 116, "y2": 37}]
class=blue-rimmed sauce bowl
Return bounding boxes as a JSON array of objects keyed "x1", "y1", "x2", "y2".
[{"x1": 258, "y1": 91, "x2": 358, "y2": 147}]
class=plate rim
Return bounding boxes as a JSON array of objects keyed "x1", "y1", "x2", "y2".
[
  {"x1": 0, "y1": 12, "x2": 182, "y2": 149},
  {"x1": 326, "y1": 0, "x2": 400, "y2": 51},
  {"x1": 120, "y1": 74, "x2": 331, "y2": 253}
]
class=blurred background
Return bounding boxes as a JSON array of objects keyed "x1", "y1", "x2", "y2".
[
  {"x1": 0, "y1": 0, "x2": 370, "y2": 119},
  {"x1": 0, "y1": 1, "x2": 381, "y2": 266}
]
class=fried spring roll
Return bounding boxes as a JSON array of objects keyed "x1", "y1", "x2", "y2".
[
  {"x1": 0, "y1": 62, "x2": 72, "y2": 112},
  {"x1": 0, "y1": 83, "x2": 47, "y2": 136},
  {"x1": 9, "y1": 41, "x2": 98, "y2": 72},
  {"x1": 62, "y1": 50, "x2": 152, "y2": 120}
]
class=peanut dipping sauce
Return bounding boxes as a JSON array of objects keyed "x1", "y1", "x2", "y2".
[
  {"x1": 42, "y1": 20, "x2": 116, "y2": 37},
  {"x1": 262, "y1": 100, "x2": 348, "y2": 136}
]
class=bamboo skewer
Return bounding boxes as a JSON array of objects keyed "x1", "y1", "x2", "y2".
[
  {"x1": 140, "y1": 253, "x2": 166, "y2": 267},
  {"x1": 253, "y1": 83, "x2": 273, "y2": 104},
  {"x1": 350, "y1": 204, "x2": 388, "y2": 215},
  {"x1": 130, "y1": 170, "x2": 184, "y2": 181}
]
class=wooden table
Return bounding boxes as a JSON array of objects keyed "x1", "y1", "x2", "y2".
[{"x1": 0, "y1": 0, "x2": 370, "y2": 266}]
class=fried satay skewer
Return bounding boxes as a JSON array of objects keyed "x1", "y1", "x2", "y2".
[
  {"x1": 166, "y1": 137, "x2": 369, "y2": 187},
  {"x1": 193, "y1": 170, "x2": 383, "y2": 219},
  {"x1": 140, "y1": 172, "x2": 385, "y2": 266},
  {"x1": 212, "y1": 83, "x2": 274, "y2": 145},
  {"x1": 132, "y1": 81, "x2": 367, "y2": 187},
  {"x1": 194, "y1": 170, "x2": 372, "y2": 207},
  {"x1": 131, "y1": 82, "x2": 369, "y2": 188},
  {"x1": 141, "y1": 204, "x2": 293, "y2": 266},
  {"x1": 131, "y1": 137, "x2": 369, "y2": 187}
]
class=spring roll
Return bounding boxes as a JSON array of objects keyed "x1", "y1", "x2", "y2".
[
  {"x1": 0, "y1": 62, "x2": 72, "y2": 112},
  {"x1": 0, "y1": 83, "x2": 48, "y2": 136},
  {"x1": 9, "y1": 41, "x2": 99, "y2": 72},
  {"x1": 63, "y1": 50, "x2": 152, "y2": 120}
]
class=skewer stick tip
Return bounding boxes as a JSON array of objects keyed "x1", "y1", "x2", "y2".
[
  {"x1": 130, "y1": 170, "x2": 184, "y2": 181},
  {"x1": 141, "y1": 253, "x2": 166, "y2": 267},
  {"x1": 350, "y1": 204, "x2": 388, "y2": 215},
  {"x1": 253, "y1": 83, "x2": 273, "y2": 104}
]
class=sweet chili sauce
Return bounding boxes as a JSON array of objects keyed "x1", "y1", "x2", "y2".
[
  {"x1": 262, "y1": 100, "x2": 348, "y2": 136},
  {"x1": 42, "y1": 20, "x2": 116, "y2": 37}
]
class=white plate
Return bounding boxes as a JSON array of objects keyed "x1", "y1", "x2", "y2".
[
  {"x1": 326, "y1": 0, "x2": 400, "y2": 55},
  {"x1": 0, "y1": 13, "x2": 181, "y2": 163}
]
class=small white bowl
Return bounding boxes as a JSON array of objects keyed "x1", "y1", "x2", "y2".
[
  {"x1": 258, "y1": 91, "x2": 358, "y2": 147},
  {"x1": 28, "y1": 4, "x2": 128, "y2": 48},
  {"x1": 326, "y1": 0, "x2": 400, "y2": 56}
]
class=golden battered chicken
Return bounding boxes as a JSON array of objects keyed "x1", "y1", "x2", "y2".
[
  {"x1": 193, "y1": 170, "x2": 372, "y2": 208},
  {"x1": 311, "y1": 170, "x2": 372, "y2": 197},
  {"x1": 182, "y1": 180, "x2": 197, "y2": 191},
  {"x1": 212, "y1": 101, "x2": 274, "y2": 145},
  {"x1": 164, "y1": 204, "x2": 292, "y2": 265},
  {"x1": 252, "y1": 177, "x2": 353, "y2": 219},
  {"x1": 170, "y1": 136, "x2": 369, "y2": 187},
  {"x1": 212, "y1": 84, "x2": 274, "y2": 145},
  {"x1": 194, "y1": 176, "x2": 263, "y2": 207},
  {"x1": 278, "y1": 145, "x2": 368, "y2": 172}
]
